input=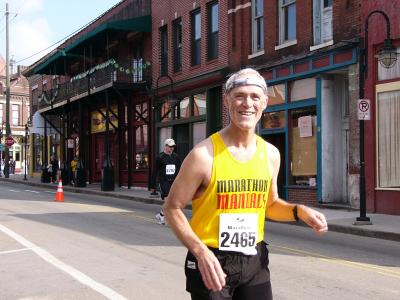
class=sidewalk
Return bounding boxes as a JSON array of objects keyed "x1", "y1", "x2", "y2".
[{"x1": 1, "y1": 173, "x2": 400, "y2": 242}]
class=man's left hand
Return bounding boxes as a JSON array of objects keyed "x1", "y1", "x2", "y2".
[{"x1": 298, "y1": 205, "x2": 328, "y2": 234}]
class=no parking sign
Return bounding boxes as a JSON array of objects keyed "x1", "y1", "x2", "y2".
[{"x1": 357, "y1": 99, "x2": 371, "y2": 120}]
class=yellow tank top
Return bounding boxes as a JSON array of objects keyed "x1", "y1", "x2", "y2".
[{"x1": 190, "y1": 132, "x2": 271, "y2": 248}]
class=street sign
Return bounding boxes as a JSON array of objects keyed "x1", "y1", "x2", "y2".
[
  {"x1": 357, "y1": 99, "x2": 371, "y2": 120},
  {"x1": 5, "y1": 136, "x2": 15, "y2": 148}
]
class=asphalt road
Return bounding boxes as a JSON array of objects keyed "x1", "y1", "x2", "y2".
[{"x1": 0, "y1": 181, "x2": 399, "y2": 300}]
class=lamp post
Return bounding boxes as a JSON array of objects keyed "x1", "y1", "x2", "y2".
[
  {"x1": 355, "y1": 10, "x2": 398, "y2": 225},
  {"x1": 24, "y1": 124, "x2": 29, "y2": 180}
]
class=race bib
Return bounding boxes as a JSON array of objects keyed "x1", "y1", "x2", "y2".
[
  {"x1": 166, "y1": 164, "x2": 176, "y2": 175},
  {"x1": 219, "y1": 213, "x2": 258, "y2": 255}
]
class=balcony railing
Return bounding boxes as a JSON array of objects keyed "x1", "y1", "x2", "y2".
[{"x1": 36, "y1": 58, "x2": 151, "y2": 110}]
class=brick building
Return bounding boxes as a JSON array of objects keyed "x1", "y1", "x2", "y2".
[
  {"x1": 25, "y1": 0, "x2": 152, "y2": 188},
  {"x1": 151, "y1": 0, "x2": 231, "y2": 162},
  {"x1": 361, "y1": 1, "x2": 400, "y2": 214},
  {"x1": 0, "y1": 56, "x2": 30, "y2": 173}
]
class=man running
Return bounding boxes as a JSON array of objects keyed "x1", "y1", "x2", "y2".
[
  {"x1": 163, "y1": 68, "x2": 328, "y2": 299},
  {"x1": 150, "y1": 138, "x2": 181, "y2": 225}
]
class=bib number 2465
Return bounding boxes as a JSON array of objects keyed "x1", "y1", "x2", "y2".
[{"x1": 220, "y1": 231, "x2": 256, "y2": 248}]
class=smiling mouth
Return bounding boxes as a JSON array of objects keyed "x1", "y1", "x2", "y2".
[{"x1": 239, "y1": 112, "x2": 255, "y2": 116}]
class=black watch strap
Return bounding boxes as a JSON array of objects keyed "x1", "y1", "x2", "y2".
[{"x1": 293, "y1": 205, "x2": 299, "y2": 222}]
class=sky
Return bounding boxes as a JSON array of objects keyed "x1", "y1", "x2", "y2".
[{"x1": 0, "y1": 0, "x2": 122, "y2": 68}]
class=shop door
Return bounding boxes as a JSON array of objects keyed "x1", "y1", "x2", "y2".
[
  {"x1": 92, "y1": 134, "x2": 116, "y2": 182},
  {"x1": 263, "y1": 133, "x2": 285, "y2": 198}
]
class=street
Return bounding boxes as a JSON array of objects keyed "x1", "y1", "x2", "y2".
[{"x1": 0, "y1": 181, "x2": 399, "y2": 300}]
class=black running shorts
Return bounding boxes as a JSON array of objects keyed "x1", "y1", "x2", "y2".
[{"x1": 184, "y1": 241, "x2": 273, "y2": 300}]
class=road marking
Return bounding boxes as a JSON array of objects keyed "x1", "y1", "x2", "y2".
[
  {"x1": 0, "y1": 247, "x2": 32, "y2": 255},
  {"x1": 8, "y1": 189, "x2": 20, "y2": 193},
  {"x1": 24, "y1": 190, "x2": 40, "y2": 194},
  {"x1": 44, "y1": 190, "x2": 56, "y2": 194},
  {"x1": 271, "y1": 244, "x2": 400, "y2": 279},
  {"x1": 0, "y1": 224, "x2": 128, "y2": 300}
]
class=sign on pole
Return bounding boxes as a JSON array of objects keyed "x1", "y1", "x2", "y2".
[
  {"x1": 5, "y1": 136, "x2": 15, "y2": 148},
  {"x1": 357, "y1": 99, "x2": 371, "y2": 120}
]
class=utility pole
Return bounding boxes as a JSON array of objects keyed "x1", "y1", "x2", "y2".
[{"x1": 4, "y1": 2, "x2": 11, "y2": 178}]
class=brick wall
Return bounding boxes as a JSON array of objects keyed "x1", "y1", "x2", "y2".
[
  {"x1": 231, "y1": 0, "x2": 361, "y2": 67},
  {"x1": 151, "y1": 0, "x2": 230, "y2": 90},
  {"x1": 288, "y1": 188, "x2": 318, "y2": 207}
]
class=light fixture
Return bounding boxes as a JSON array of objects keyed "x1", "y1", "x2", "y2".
[{"x1": 375, "y1": 38, "x2": 398, "y2": 68}]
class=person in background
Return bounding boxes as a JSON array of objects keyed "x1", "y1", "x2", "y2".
[
  {"x1": 163, "y1": 68, "x2": 328, "y2": 299},
  {"x1": 70, "y1": 156, "x2": 78, "y2": 186},
  {"x1": 150, "y1": 138, "x2": 182, "y2": 225},
  {"x1": 51, "y1": 155, "x2": 59, "y2": 183}
]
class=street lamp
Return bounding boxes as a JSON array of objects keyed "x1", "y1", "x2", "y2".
[
  {"x1": 355, "y1": 10, "x2": 398, "y2": 225},
  {"x1": 24, "y1": 124, "x2": 29, "y2": 180}
]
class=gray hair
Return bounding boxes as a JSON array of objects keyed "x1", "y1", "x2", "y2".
[{"x1": 224, "y1": 68, "x2": 268, "y2": 95}]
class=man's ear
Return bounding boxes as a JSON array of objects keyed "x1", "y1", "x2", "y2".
[
  {"x1": 223, "y1": 94, "x2": 229, "y2": 108},
  {"x1": 262, "y1": 96, "x2": 268, "y2": 109}
]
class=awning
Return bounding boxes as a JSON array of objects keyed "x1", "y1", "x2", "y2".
[
  {"x1": 30, "y1": 15, "x2": 151, "y2": 75},
  {"x1": 64, "y1": 15, "x2": 151, "y2": 54}
]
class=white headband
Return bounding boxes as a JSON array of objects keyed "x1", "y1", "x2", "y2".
[{"x1": 225, "y1": 77, "x2": 268, "y2": 95}]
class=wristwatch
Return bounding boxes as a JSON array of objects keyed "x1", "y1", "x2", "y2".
[{"x1": 293, "y1": 205, "x2": 299, "y2": 222}]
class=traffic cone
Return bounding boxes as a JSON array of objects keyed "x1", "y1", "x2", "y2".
[{"x1": 54, "y1": 179, "x2": 65, "y2": 202}]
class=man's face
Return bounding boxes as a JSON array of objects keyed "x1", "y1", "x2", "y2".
[
  {"x1": 164, "y1": 144, "x2": 175, "y2": 154},
  {"x1": 224, "y1": 79, "x2": 268, "y2": 131}
]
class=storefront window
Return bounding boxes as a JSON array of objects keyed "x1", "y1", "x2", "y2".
[
  {"x1": 134, "y1": 102, "x2": 149, "y2": 170},
  {"x1": 261, "y1": 111, "x2": 285, "y2": 129},
  {"x1": 33, "y1": 133, "x2": 43, "y2": 172},
  {"x1": 193, "y1": 121, "x2": 206, "y2": 146},
  {"x1": 289, "y1": 107, "x2": 317, "y2": 186},
  {"x1": 289, "y1": 78, "x2": 316, "y2": 101},
  {"x1": 193, "y1": 93, "x2": 207, "y2": 116},
  {"x1": 376, "y1": 88, "x2": 400, "y2": 188},
  {"x1": 267, "y1": 84, "x2": 285, "y2": 105},
  {"x1": 161, "y1": 100, "x2": 173, "y2": 122},
  {"x1": 179, "y1": 97, "x2": 190, "y2": 118}
]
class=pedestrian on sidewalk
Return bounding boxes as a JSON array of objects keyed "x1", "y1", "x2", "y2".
[
  {"x1": 70, "y1": 156, "x2": 78, "y2": 186},
  {"x1": 163, "y1": 68, "x2": 328, "y2": 300},
  {"x1": 150, "y1": 138, "x2": 181, "y2": 225},
  {"x1": 50, "y1": 155, "x2": 59, "y2": 183}
]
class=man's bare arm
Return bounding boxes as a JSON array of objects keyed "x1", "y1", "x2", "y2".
[
  {"x1": 264, "y1": 143, "x2": 328, "y2": 234},
  {"x1": 163, "y1": 141, "x2": 227, "y2": 292}
]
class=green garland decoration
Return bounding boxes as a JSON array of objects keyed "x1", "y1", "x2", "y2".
[{"x1": 70, "y1": 58, "x2": 151, "y2": 82}]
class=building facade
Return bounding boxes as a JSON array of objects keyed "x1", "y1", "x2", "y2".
[
  {"x1": 24, "y1": 0, "x2": 400, "y2": 214},
  {"x1": 0, "y1": 56, "x2": 30, "y2": 174},
  {"x1": 25, "y1": 0, "x2": 152, "y2": 188},
  {"x1": 151, "y1": 0, "x2": 231, "y2": 163},
  {"x1": 362, "y1": 1, "x2": 400, "y2": 214},
  {"x1": 218, "y1": 0, "x2": 362, "y2": 208}
]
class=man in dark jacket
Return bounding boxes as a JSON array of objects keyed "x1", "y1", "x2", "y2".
[{"x1": 150, "y1": 138, "x2": 181, "y2": 224}]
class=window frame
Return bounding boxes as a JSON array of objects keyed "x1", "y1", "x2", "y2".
[
  {"x1": 207, "y1": 1, "x2": 219, "y2": 60},
  {"x1": 172, "y1": 18, "x2": 182, "y2": 73},
  {"x1": 375, "y1": 81, "x2": 400, "y2": 190},
  {"x1": 12, "y1": 104, "x2": 19, "y2": 126},
  {"x1": 191, "y1": 9, "x2": 202, "y2": 66},
  {"x1": 159, "y1": 25, "x2": 168, "y2": 76},
  {"x1": 279, "y1": 0, "x2": 297, "y2": 44},
  {"x1": 251, "y1": 0, "x2": 264, "y2": 53}
]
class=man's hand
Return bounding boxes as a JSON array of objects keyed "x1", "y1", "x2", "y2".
[
  {"x1": 298, "y1": 205, "x2": 328, "y2": 234},
  {"x1": 195, "y1": 248, "x2": 227, "y2": 292}
]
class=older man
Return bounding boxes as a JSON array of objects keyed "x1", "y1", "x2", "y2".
[{"x1": 164, "y1": 68, "x2": 328, "y2": 300}]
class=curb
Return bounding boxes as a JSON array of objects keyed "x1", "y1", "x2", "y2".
[{"x1": 1, "y1": 177, "x2": 398, "y2": 242}]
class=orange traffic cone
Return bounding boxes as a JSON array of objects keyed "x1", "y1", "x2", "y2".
[{"x1": 55, "y1": 179, "x2": 65, "y2": 202}]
